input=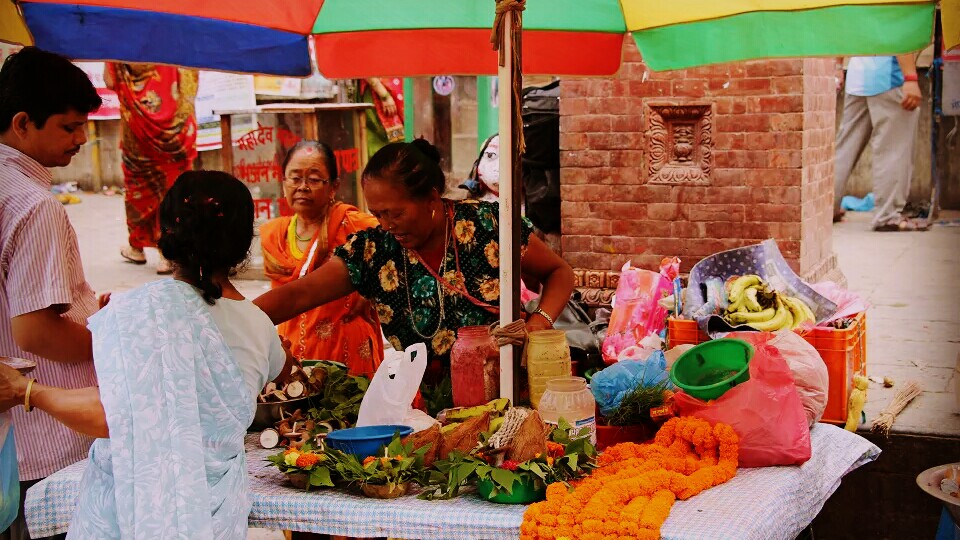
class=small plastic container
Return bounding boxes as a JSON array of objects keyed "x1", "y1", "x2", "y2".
[
  {"x1": 525, "y1": 330, "x2": 572, "y2": 409},
  {"x1": 450, "y1": 326, "x2": 499, "y2": 407},
  {"x1": 670, "y1": 339, "x2": 754, "y2": 401},
  {"x1": 537, "y1": 376, "x2": 596, "y2": 444}
]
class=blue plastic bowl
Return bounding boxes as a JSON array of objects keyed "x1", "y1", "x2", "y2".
[{"x1": 324, "y1": 425, "x2": 413, "y2": 458}]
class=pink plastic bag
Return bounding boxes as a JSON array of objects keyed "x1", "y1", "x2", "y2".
[
  {"x1": 673, "y1": 338, "x2": 812, "y2": 468},
  {"x1": 727, "y1": 331, "x2": 829, "y2": 427},
  {"x1": 811, "y1": 281, "x2": 869, "y2": 325},
  {"x1": 602, "y1": 258, "x2": 678, "y2": 363}
]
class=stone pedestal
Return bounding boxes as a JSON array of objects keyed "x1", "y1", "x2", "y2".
[{"x1": 560, "y1": 40, "x2": 844, "y2": 287}]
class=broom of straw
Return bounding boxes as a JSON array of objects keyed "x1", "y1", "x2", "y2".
[{"x1": 870, "y1": 381, "x2": 922, "y2": 436}]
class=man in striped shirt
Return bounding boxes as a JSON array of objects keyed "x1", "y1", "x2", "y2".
[{"x1": 0, "y1": 47, "x2": 103, "y2": 540}]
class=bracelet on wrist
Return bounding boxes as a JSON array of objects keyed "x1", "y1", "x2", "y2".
[
  {"x1": 903, "y1": 73, "x2": 919, "y2": 82},
  {"x1": 533, "y1": 308, "x2": 555, "y2": 327},
  {"x1": 24, "y1": 378, "x2": 36, "y2": 412}
]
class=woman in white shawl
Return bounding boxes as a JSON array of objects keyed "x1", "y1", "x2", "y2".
[{"x1": 0, "y1": 171, "x2": 293, "y2": 539}]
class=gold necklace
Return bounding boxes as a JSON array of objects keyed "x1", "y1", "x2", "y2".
[{"x1": 403, "y1": 217, "x2": 449, "y2": 340}]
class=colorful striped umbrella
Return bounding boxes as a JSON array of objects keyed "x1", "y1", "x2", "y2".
[{"x1": 0, "y1": 0, "x2": 937, "y2": 77}]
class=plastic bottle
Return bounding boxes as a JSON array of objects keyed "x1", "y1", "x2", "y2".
[
  {"x1": 524, "y1": 330, "x2": 572, "y2": 409},
  {"x1": 450, "y1": 326, "x2": 499, "y2": 407},
  {"x1": 537, "y1": 376, "x2": 597, "y2": 444}
]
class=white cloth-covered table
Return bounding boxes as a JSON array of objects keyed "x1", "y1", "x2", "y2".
[{"x1": 26, "y1": 423, "x2": 879, "y2": 539}]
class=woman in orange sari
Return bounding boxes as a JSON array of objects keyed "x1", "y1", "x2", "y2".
[
  {"x1": 261, "y1": 141, "x2": 383, "y2": 377},
  {"x1": 105, "y1": 63, "x2": 198, "y2": 274}
]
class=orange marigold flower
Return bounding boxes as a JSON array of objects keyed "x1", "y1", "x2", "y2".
[
  {"x1": 519, "y1": 417, "x2": 739, "y2": 540},
  {"x1": 546, "y1": 482, "x2": 567, "y2": 500},
  {"x1": 362, "y1": 456, "x2": 375, "y2": 466},
  {"x1": 295, "y1": 453, "x2": 321, "y2": 469},
  {"x1": 546, "y1": 441, "x2": 565, "y2": 458}
]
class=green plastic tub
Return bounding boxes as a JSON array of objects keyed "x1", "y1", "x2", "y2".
[
  {"x1": 670, "y1": 338, "x2": 754, "y2": 401},
  {"x1": 476, "y1": 476, "x2": 546, "y2": 504}
]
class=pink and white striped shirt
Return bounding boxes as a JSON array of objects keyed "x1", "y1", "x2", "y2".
[{"x1": 0, "y1": 143, "x2": 98, "y2": 480}]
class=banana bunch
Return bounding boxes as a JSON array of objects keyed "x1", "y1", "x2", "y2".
[{"x1": 722, "y1": 274, "x2": 815, "y2": 331}]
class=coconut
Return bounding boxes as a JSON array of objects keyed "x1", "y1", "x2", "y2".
[
  {"x1": 403, "y1": 424, "x2": 441, "y2": 467},
  {"x1": 505, "y1": 410, "x2": 549, "y2": 463},
  {"x1": 440, "y1": 411, "x2": 490, "y2": 460}
]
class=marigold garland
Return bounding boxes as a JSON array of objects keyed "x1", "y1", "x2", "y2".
[{"x1": 520, "y1": 417, "x2": 739, "y2": 540}]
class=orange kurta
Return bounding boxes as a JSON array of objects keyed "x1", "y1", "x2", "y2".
[{"x1": 261, "y1": 203, "x2": 383, "y2": 377}]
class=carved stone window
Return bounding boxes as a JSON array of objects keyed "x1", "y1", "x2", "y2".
[{"x1": 645, "y1": 103, "x2": 713, "y2": 185}]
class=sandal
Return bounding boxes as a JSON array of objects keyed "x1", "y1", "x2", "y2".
[
  {"x1": 156, "y1": 256, "x2": 174, "y2": 275},
  {"x1": 120, "y1": 246, "x2": 147, "y2": 264},
  {"x1": 873, "y1": 217, "x2": 931, "y2": 232}
]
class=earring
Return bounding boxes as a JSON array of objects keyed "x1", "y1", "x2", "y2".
[{"x1": 431, "y1": 209, "x2": 436, "y2": 220}]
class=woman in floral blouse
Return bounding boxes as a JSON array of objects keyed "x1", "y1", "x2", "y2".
[{"x1": 255, "y1": 139, "x2": 574, "y2": 411}]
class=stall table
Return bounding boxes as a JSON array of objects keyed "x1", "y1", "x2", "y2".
[{"x1": 25, "y1": 424, "x2": 878, "y2": 539}]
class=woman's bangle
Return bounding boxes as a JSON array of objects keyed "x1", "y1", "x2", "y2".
[
  {"x1": 533, "y1": 308, "x2": 555, "y2": 327},
  {"x1": 24, "y1": 378, "x2": 36, "y2": 412}
]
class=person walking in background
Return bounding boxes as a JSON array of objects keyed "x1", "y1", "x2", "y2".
[
  {"x1": 261, "y1": 141, "x2": 383, "y2": 376},
  {"x1": 359, "y1": 78, "x2": 404, "y2": 155},
  {"x1": 0, "y1": 46, "x2": 103, "y2": 540},
  {"x1": 105, "y1": 62, "x2": 199, "y2": 273},
  {"x1": 833, "y1": 53, "x2": 926, "y2": 231}
]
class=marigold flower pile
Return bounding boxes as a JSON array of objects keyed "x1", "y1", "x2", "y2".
[{"x1": 520, "y1": 416, "x2": 739, "y2": 540}]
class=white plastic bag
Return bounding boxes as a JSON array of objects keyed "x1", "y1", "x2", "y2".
[
  {"x1": 357, "y1": 343, "x2": 439, "y2": 432},
  {"x1": 727, "y1": 331, "x2": 829, "y2": 426}
]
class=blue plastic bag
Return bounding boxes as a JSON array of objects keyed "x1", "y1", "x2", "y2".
[
  {"x1": 841, "y1": 193, "x2": 875, "y2": 212},
  {"x1": 590, "y1": 350, "x2": 672, "y2": 416},
  {"x1": 0, "y1": 413, "x2": 19, "y2": 532}
]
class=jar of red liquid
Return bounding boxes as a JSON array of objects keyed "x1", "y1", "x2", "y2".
[{"x1": 450, "y1": 326, "x2": 500, "y2": 407}]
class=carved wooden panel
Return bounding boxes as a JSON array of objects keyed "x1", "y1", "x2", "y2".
[{"x1": 645, "y1": 103, "x2": 714, "y2": 185}]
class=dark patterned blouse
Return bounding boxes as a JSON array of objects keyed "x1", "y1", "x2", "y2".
[{"x1": 334, "y1": 200, "x2": 533, "y2": 369}]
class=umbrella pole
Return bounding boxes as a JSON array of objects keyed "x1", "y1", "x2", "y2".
[{"x1": 497, "y1": 8, "x2": 523, "y2": 404}]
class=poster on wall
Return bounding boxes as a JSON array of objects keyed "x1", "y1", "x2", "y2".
[
  {"x1": 254, "y1": 75, "x2": 302, "y2": 97},
  {"x1": 195, "y1": 71, "x2": 257, "y2": 151},
  {"x1": 74, "y1": 62, "x2": 121, "y2": 120}
]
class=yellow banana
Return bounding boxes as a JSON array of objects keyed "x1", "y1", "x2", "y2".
[
  {"x1": 728, "y1": 274, "x2": 762, "y2": 305},
  {"x1": 782, "y1": 296, "x2": 811, "y2": 329},
  {"x1": 744, "y1": 287, "x2": 763, "y2": 312},
  {"x1": 747, "y1": 297, "x2": 792, "y2": 332},
  {"x1": 727, "y1": 307, "x2": 776, "y2": 324},
  {"x1": 797, "y1": 297, "x2": 816, "y2": 323}
]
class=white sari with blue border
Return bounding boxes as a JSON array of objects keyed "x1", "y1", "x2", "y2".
[{"x1": 68, "y1": 279, "x2": 252, "y2": 539}]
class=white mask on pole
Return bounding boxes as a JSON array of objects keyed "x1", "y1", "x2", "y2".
[{"x1": 476, "y1": 135, "x2": 500, "y2": 196}]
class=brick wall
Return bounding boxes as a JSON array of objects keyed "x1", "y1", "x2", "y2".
[{"x1": 560, "y1": 39, "x2": 841, "y2": 281}]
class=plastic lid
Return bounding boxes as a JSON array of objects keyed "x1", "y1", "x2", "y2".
[{"x1": 545, "y1": 376, "x2": 587, "y2": 392}]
